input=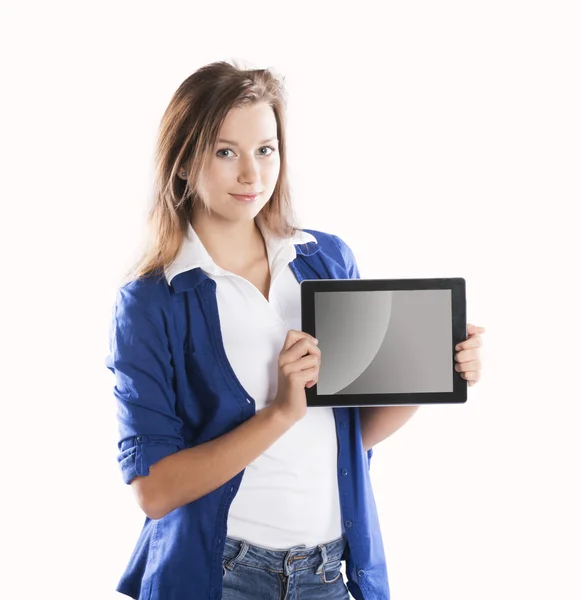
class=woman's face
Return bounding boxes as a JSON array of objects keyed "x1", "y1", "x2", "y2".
[{"x1": 195, "y1": 101, "x2": 281, "y2": 222}]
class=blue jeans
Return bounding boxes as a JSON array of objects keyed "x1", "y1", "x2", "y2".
[{"x1": 221, "y1": 533, "x2": 350, "y2": 599}]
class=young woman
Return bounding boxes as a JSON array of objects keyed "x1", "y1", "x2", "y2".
[{"x1": 106, "y1": 60, "x2": 484, "y2": 600}]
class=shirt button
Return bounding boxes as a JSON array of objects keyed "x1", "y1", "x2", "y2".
[
  {"x1": 340, "y1": 420, "x2": 347, "y2": 428},
  {"x1": 217, "y1": 537, "x2": 222, "y2": 544},
  {"x1": 341, "y1": 468, "x2": 348, "y2": 476},
  {"x1": 358, "y1": 569, "x2": 365, "y2": 577},
  {"x1": 345, "y1": 520, "x2": 352, "y2": 528},
  {"x1": 230, "y1": 486, "x2": 234, "y2": 493}
]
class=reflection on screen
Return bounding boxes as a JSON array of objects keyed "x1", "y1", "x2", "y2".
[{"x1": 315, "y1": 290, "x2": 453, "y2": 395}]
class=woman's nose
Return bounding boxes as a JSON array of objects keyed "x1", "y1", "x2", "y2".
[{"x1": 237, "y1": 156, "x2": 260, "y2": 183}]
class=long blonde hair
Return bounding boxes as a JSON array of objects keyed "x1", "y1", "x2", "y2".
[{"x1": 123, "y1": 60, "x2": 301, "y2": 285}]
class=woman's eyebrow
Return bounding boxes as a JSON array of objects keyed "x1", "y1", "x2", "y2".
[{"x1": 217, "y1": 137, "x2": 278, "y2": 146}]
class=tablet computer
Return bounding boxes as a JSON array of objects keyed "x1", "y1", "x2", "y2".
[{"x1": 301, "y1": 277, "x2": 467, "y2": 407}]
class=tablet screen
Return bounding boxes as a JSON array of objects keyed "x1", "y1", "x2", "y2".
[{"x1": 314, "y1": 289, "x2": 453, "y2": 395}]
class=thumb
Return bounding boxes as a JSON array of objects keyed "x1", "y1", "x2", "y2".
[{"x1": 284, "y1": 329, "x2": 317, "y2": 351}]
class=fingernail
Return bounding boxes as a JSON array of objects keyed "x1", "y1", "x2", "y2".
[{"x1": 313, "y1": 338, "x2": 319, "y2": 344}]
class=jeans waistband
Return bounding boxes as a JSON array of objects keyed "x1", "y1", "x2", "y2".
[{"x1": 223, "y1": 534, "x2": 347, "y2": 577}]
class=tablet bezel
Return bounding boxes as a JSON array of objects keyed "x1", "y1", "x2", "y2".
[{"x1": 301, "y1": 277, "x2": 467, "y2": 407}]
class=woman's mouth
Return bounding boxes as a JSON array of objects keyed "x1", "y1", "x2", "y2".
[{"x1": 230, "y1": 193, "x2": 260, "y2": 202}]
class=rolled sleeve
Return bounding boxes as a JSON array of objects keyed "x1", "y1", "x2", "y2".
[{"x1": 105, "y1": 285, "x2": 185, "y2": 485}]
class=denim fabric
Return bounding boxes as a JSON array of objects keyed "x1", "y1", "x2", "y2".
[{"x1": 222, "y1": 534, "x2": 350, "y2": 600}]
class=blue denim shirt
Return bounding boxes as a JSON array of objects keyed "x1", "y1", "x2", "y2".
[{"x1": 105, "y1": 229, "x2": 390, "y2": 600}]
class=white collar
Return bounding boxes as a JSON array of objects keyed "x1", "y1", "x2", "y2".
[{"x1": 164, "y1": 217, "x2": 317, "y2": 286}]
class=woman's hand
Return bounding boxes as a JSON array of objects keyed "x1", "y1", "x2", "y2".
[
  {"x1": 455, "y1": 323, "x2": 485, "y2": 386},
  {"x1": 272, "y1": 330, "x2": 321, "y2": 424}
]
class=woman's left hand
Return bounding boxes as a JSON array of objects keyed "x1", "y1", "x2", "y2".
[{"x1": 455, "y1": 323, "x2": 485, "y2": 387}]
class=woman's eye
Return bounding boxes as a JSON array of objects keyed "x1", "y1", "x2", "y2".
[{"x1": 216, "y1": 146, "x2": 275, "y2": 158}]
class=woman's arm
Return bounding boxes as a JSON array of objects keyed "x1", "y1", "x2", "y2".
[
  {"x1": 360, "y1": 406, "x2": 420, "y2": 452},
  {"x1": 136, "y1": 405, "x2": 297, "y2": 520}
]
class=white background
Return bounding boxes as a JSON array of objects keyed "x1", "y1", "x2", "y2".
[{"x1": 2, "y1": 1, "x2": 580, "y2": 599}]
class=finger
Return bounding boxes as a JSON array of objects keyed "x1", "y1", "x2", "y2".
[
  {"x1": 282, "y1": 354, "x2": 319, "y2": 377},
  {"x1": 462, "y1": 371, "x2": 480, "y2": 384},
  {"x1": 467, "y1": 323, "x2": 486, "y2": 334},
  {"x1": 284, "y1": 330, "x2": 318, "y2": 351},
  {"x1": 281, "y1": 355, "x2": 319, "y2": 381},
  {"x1": 297, "y1": 352, "x2": 320, "y2": 369},
  {"x1": 455, "y1": 360, "x2": 481, "y2": 373},
  {"x1": 289, "y1": 365, "x2": 319, "y2": 386},
  {"x1": 294, "y1": 330, "x2": 318, "y2": 346},
  {"x1": 283, "y1": 330, "x2": 307, "y2": 351},
  {"x1": 280, "y1": 339, "x2": 320, "y2": 369},
  {"x1": 456, "y1": 335, "x2": 483, "y2": 351},
  {"x1": 289, "y1": 338, "x2": 321, "y2": 363},
  {"x1": 455, "y1": 347, "x2": 479, "y2": 362}
]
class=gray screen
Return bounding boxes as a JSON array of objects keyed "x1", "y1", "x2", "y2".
[{"x1": 315, "y1": 289, "x2": 453, "y2": 395}]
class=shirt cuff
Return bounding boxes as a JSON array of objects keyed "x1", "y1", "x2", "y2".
[{"x1": 118, "y1": 434, "x2": 184, "y2": 485}]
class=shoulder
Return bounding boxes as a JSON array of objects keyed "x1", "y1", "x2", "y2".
[
  {"x1": 112, "y1": 271, "x2": 172, "y2": 324},
  {"x1": 299, "y1": 228, "x2": 360, "y2": 277}
]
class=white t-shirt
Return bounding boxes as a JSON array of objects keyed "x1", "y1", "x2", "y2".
[{"x1": 165, "y1": 219, "x2": 343, "y2": 549}]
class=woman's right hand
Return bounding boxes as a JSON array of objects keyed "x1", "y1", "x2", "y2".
[{"x1": 272, "y1": 330, "x2": 321, "y2": 424}]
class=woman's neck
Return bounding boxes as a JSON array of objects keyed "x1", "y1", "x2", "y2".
[{"x1": 191, "y1": 211, "x2": 267, "y2": 272}]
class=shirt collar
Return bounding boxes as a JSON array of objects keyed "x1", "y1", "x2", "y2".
[{"x1": 164, "y1": 217, "x2": 318, "y2": 287}]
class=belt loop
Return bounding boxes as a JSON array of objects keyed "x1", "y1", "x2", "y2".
[
  {"x1": 315, "y1": 542, "x2": 328, "y2": 575},
  {"x1": 224, "y1": 540, "x2": 249, "y2": 571},
  {"x1": 283, "y1": 545, "x2": 307, "y2": 577},
  {"x1": 283, "y1": 549, "x2": 293, "y2": 577}
]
